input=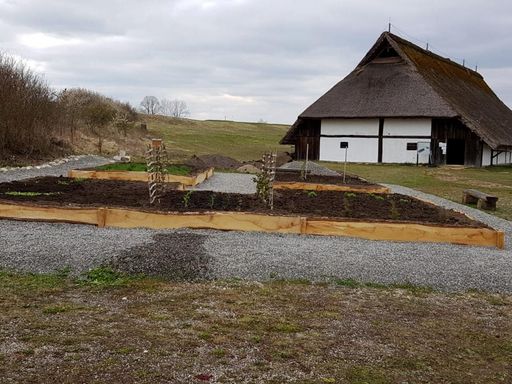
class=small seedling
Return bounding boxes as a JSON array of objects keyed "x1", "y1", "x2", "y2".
[
  {"x1": 182, "y1": 190, "x2": 193, "y2": 208},
  {"x1": 368, "y1": 193, "x2": 385, "y2": 201},
  {"x1": 306, "y1": 191, "x2": 317, "y2": 198},
  {"x1": 390, "y1": 200, "x2": 400, "y2": 220},
  {"x1": 345, "y1": 192, "x2": 356, "y2": 198},
  {"x1": 208, "y1": 194, "x2": 216, "y2": 209}
]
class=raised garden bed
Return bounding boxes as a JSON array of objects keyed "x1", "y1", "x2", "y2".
[
  {"x1": 274, "y1": 170, "x2": 390, "y2": 193},
  {"x1": 0, "y1": 177, "x2": 504, "y2": 248},
  {"x1": 68, "y1": 163, "x2": 214, "y2": 187}
]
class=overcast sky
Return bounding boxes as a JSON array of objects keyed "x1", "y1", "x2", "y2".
[{"x1": 1, "y1": 0, "x2": 511, "y2": 124}]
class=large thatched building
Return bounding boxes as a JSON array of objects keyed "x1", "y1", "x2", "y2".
[{"x1": 281, "y1": 32, "x2": 512, "y2": 166}]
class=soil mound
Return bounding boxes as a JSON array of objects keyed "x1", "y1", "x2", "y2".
[{"x1": 187, "y1": 154, "x2": 242, "y2": 170}]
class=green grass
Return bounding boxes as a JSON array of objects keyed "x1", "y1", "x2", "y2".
[
  {"x1": 322, "y1": 162, "x2": 512, "y2": 220},
  {"x1": 4, "y1": 191, "x2": 60, "y2": 197},
  {"x1": 95, "y1": 162, "x2": 192, "y2": 175},
  {"x1": 144, "y1": 115, "x2": 291, "y2": 161}
]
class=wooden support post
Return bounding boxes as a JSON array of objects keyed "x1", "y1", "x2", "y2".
[
  {"x1": 96, "y1": 208, "x2": 107, "y2": 228},
  {"x1": 300, "y1": 217, "x2": 307, "y2": 234}
]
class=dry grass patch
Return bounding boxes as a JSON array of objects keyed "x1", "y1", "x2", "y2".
[{"x1": 1, "y1": 271, "x2": 511, "y2": 383}]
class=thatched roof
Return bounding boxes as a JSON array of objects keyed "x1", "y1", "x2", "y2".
[{"x1": 281, "y1": 32, "x2": 512, "y2": 149}]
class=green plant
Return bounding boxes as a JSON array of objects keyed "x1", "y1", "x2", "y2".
[
  {"x1": 253, "y1": 173, "x2": 271, "y2": 204},
  {"x1": 368, "y1": 193, "x2": 385, "y2": 201},
  {"x1": 81, "y1": 267, "x2": 132, "y2": 287},
  {"x1": 4, "y1": 191, "x2": 60, "y2": 197},
  {"x1": 208, "y1": 194, "x2": 216, "y2": 209},
  {"x1": 345, "y1": 192, "x2": 356, "y2": 198},
  {"x1": 390, "y1": 200, "x2": 400, "y2": 220},
  {"x1": 306, "y1": 191, "x2": 317, "y2": 198},
  {"x1": 182, "y1": 190, "x2": 193, "y2": 208}
]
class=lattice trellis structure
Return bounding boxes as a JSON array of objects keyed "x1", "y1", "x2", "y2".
[
  {"x1": 146, "y1": 139, "x2": 168, "y2": 205},
  {"x1": 256, "y1": 151, "x2": 277, "y2": 210}
]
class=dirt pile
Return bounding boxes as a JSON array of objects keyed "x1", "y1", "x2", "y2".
[{"x1": 184, "y1": 154, "x2": 242, "y2": 170}]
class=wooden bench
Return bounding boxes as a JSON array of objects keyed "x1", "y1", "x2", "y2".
[{"x1": 462, "y1": 189, "x2": 498, "y2": 210}]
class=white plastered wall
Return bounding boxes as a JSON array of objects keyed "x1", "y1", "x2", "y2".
[
  {"x1": 319, "y1": 118, "x2": 432, "y2": 163},
  {"x1": 382, "y1": 118, "x2": 431, "y2": 164},
  {"x1": 320, "y1": 119, "x2": 379, "y2": 163},
  {"x1": 482, "y1": 144, "x2": 512, "y2": 166}
]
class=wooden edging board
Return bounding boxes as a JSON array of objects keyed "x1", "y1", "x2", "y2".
[
  {"x1": 68, "y1": 167, "x2": 215, "y2": 187},
  {"x1": 0, "y1": 202, "x2": 504, "y2": 249},
  {"x1": 274, "y1": 181, "x2": 390, "y2": 193}
]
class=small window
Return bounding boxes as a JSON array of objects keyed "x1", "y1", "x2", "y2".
[
  {"x1": 340, "y1": 142, "x2": 349, "y2": 149},
  {"x1": 406, "y1": 143, "x2": 418, "y2": 151}
]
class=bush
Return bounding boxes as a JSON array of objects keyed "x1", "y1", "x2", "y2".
[{"x1": 0, "y1": 53, "x2": 57, "y2": 159}]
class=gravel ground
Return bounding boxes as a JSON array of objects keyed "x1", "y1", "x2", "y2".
[
  {"x1": 192, "y1": 172, "x2": 256, "y2": 194},
  {"x1": 1, "y1": 169, "x2": 512, "y2": 293},
  {"x1": 279, "y1": 161, "x2": 340, "y2": 176},
  {"x1": 0, "y1": 155, "x2": 112, "y2": 183}
]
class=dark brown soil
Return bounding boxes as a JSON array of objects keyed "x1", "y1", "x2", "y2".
[
  {"x1": 0, "y1": 177, "x2": 485, "y2": 228},
  {"x1": 275, "y1": 170, "x2": 371, "y2": 186}
]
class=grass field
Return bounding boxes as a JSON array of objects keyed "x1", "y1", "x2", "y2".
[
  {"x1": 144, "y1": 115, "x2": 291, "y2": 161},
  {"x1": 1, "y1": 269, "x2": 511, "y2": 383},
  {"x1": 322, "y1": 162, "x2": 512, "y2": 220},
  {"x1": 96, "y1": 162, "x2": 192, "y2": 175}
]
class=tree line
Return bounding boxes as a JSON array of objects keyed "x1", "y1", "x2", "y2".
[
  {"x1": 0, "y1": 52, "x2": 191, "y2": 162},
  {"x1": 140, "y1": 96, "x2": 190, "y2": 118}
]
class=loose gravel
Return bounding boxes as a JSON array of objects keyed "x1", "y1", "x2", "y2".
[
  {"x1": 279, "y1": 161, "x2": 340, "y2": 176},
  {"x1": 192, "y1": 172, "x2": 256, "y2": 194},
  {"x1": 1, "y1": 169, "x2": 512, "y2": 293},
  {"x1": 0, "y1": 155, "x2": 112, "y2": 183}
]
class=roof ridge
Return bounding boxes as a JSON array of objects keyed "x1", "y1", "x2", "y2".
[{"x1": 384, "y1": 32, "x2": 482, "y2": 79}]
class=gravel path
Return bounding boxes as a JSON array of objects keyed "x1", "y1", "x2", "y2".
[
  {"x1": 192, "y1": 173, "x2": 256, "y2": 194},
  {"x1": 0, "y1": 155, "x2": 112, "y2": 183},
  {"x1": 1, "y1": 169, "x2": 512, "y2": 293}
]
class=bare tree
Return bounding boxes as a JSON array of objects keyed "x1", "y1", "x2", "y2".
[
  {"x1": 160, "y1": 98, "x2": 190, "y2": 118},
  {"x1": 140, "y1": 96, "x2": 161, "y2": 115}
]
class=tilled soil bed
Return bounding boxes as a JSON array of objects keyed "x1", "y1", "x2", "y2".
[
  {"x1": 0, "y1": 176, "x2": 485, "y2": 228},
  {"x1": 275, "y1": 170, "x2": 370, "y2": 186}
]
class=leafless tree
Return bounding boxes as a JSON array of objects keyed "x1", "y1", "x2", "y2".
[
  {"x1": 140, "y1": 96, "x2": 161, "y2": 115},
  {"x1": 160, "y1": 98, "x2": 190, "y2": 118},
  {"x1": 0, "y1": 53, "x2": 57, "y2": 159}
]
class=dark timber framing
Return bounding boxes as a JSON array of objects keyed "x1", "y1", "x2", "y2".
[{"x1": 378, "y1": 118, "x2": 384, "y2": 163}]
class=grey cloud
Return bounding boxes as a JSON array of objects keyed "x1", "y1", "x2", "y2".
[{"x1": 1, "y1": 0, "x2": 511, "y2": 123}]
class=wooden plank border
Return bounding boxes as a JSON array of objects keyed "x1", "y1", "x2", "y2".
[
  {"x1": 0, "y1": 202, "x2": 504, "y2": 249},
  {"x1": 68, "y1": 167, "x2": 214, "y2": 187},
  {"x1": 274, "y1": 181, "x2": 390, "y2": 194}
]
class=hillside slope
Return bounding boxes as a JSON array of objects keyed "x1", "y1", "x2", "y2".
[{"x1": 144, "y1": 115, "x2": 291, "y2": 161}]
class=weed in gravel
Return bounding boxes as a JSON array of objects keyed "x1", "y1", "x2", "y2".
[
  {"x1": 274, "y1": 322, "x2": 301, "y2": 333},
  {"x1": 335, "y1": 278, "x2": 434, "y2": 294},
  {"x1": 211, "y1": 348, "x2": 226, "y2": 358},
  {"x1": 81, "y1": 267, "x2": 135, "y2": 287},
  {"x1": 42, "y1": 305, "x2": 73, "y2": 315},
  {"x1": 346, "y1": 365, "x2": 389, "y2": 384}
]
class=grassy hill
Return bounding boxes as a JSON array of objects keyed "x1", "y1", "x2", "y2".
[{"x1": 144, "y1": 115, "x2": 291, "y2": 161}]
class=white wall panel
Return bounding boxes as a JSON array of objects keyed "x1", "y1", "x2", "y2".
[
  {"x1": 319, "y1": 137, "x2": 378, "y2": 163},
  {"x1": 382, "y1": 139, "x2": 430, "y2": 163},
  {"x1": 383, "y1": 118, "x2": 431, "y2": 136},
  {"x1": 321, "y1": 119, "x2": 379, "y2": 136}
]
